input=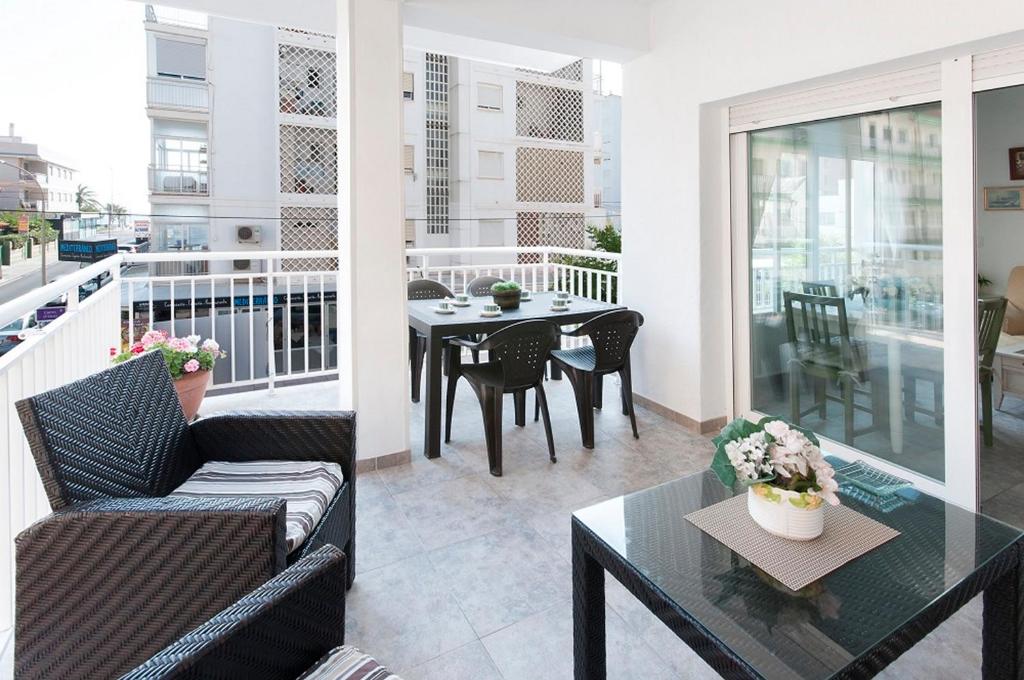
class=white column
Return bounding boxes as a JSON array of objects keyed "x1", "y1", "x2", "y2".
[{"x1": 337, "y1": 0, "x2": 410, "y2": 461}]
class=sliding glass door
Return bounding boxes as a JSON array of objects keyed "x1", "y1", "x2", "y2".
[{"x1": 744, "y1": 103, "x2": 946, "y2": 482}]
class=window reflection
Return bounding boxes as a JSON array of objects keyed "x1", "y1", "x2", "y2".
[{"x1": 749, "y1": 103, "x2": 944, "y2": 481}]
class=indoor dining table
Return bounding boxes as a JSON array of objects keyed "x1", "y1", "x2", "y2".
[{"x1": 407, "y1": 291, "x2": 625, "y2": 459}]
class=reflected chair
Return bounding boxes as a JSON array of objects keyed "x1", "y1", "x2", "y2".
[
  {"x1": 802, "y1": 281, "x2": 839, "y2": 297},
  {"x1": 784, "y1": 291, "x2": 877, "y2": 444},
  {"x1": 1005, "y1": 267, "x2": 1024, "y2": 335},
  {"x1": 903, "y1": 297, "x2": 1007, "y2": 446},
  {"x1": 548, "y1": 310, "x2": 644, "y2": 448},
  {"x1": 466, "y1": 275, "x2": 504, "y2": 297},
  {"x1": 444, "y1": 320, "x2": 560, "y2": 476}
]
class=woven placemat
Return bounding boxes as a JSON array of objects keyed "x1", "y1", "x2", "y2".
[{"x1": 685, "y1": 494, "x2": 900, "y2": 591}]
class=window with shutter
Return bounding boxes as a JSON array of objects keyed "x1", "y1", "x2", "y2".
[
  {"x1": 403, "y1": 72, "x2": 414, "y2": 100},
  {"x1": 477, "y1": 83, "x2": 502, "y2": 111},
  {"x1": 155, "y1": 38, "x2": 206, "y2": 81},
  {"x1": 403, "y1": 145, "x2": 415, "y2": 174},
  {"x1": 478, "y1": 150, "x2": 503, "y2": 179}
]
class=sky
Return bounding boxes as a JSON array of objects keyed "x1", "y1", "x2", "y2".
[
  {"x1": 0, "y1": 0, "x2": 151, "y2": 213},
  {"x1": 0, "y1": 0, "x2": 623, "y2": 216}
]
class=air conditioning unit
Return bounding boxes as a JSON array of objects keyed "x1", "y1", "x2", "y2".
[
  {"x1": 236, "y1": 225, "x2": 261, "y2": 244},
  {"x1": 233, "y1": 259, "x2": 252, "y2": 272}
]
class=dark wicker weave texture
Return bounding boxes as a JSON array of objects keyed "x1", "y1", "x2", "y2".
[
  {"x1": 16, "y1": 497, "x2": 287, "y2": 680},
  {"x1": 14, "y1": 357, "x2": 358, "y2": 679},
  {"x1": 120, "y1": 545, "x2": 347, "y2": 680}
]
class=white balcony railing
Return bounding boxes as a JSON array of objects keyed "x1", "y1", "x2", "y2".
[
  {"x1": 148, "y1": 166, "x2": 209, "y2": 195},
  {"x1": 0, "y1": 245, "x2": 619, "y2": 630},
  {"x1": 147, "y1": 77, "x2": 209, "y2": 112}
]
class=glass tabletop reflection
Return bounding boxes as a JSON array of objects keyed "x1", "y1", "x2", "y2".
[{"x1": 573, "y1": 470, "x2": 1024, "y2": 679}]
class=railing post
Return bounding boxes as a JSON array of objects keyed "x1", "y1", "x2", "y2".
[
  {"x1": 542, "y1": 249, "x2": 549, "y2": 293},
  {"x1": 266, "y1": 256, "x2": 276, "y2": 395},
  {"x1": 421, "y1": 254, "x2": 429, "y2": 281}
]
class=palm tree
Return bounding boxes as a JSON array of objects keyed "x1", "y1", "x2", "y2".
[
  {"x1": 103, "y1": 202, "x2": 128, "y2": 229},
  {"x1": 75, "y1": 184, "x2": 100, "y2": 212}
]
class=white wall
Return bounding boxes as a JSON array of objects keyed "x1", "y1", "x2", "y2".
[
  {"x1": 207, "y1": 16, "x2": 279, "y2": 257},
  {"x1": 623, "y1": 0, "x2": 1024, "y2": 425},
  {"x1": 976, "y1": 85, "x2": 1024, "y2": 295}
]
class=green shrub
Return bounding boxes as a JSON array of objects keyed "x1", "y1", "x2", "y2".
[{"x1": 491, "y1": 280, "x2": 522, "y2": 293}]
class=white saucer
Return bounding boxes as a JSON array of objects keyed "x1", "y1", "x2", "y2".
[
  {"x1": 480, "y1": 310, "x2": 502, "y2": 318},
  {"x1": 432, "y1": 307, "x2": 456, "y2": 314},
  {"x1": 550, "y1": 306, "x2": 569, "y2": 312},
  {"x1": 451, "y1": 301, "x2": 472, "y2": 307}
]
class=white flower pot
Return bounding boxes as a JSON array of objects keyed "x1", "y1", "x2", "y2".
[{"x1": 747, "y1": 485, "x2": 824, "y2": 541}]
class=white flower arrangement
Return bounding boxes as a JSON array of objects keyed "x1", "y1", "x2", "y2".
[{"x1": 712, "y1": 417, "x2": 840, "y2": 508}]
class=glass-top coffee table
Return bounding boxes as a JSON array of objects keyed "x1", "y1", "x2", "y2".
[{"x1": 572, "y1": 470, "x2": 1024, "y2": 679}]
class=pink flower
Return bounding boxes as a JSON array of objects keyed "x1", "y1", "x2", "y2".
[
  {"x1": 201, "y1": 339, "x2": 220, "y2": 354},
  {"x1": 168, "y1": 337, "x2": 192, "y2": 352},
  {"x1": 130, "y1": 342, "x2": 145, "y2": 354},
  {"x1": 140, "y1": 330, "x2": 166, "y2": 349},
  {"x1": 183, "y1": 359, "x2": 201, "y2": 373},
  {"x1": 109, "y1": 347, "x2": 117, "y2": 356}
]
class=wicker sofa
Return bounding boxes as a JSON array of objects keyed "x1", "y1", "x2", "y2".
[
  {"x1": 13, "y1": 352, "x2": 357, "y2": 680},
  {"x1": 120, "y1": 545, "x2": 400, "y2": 680}
]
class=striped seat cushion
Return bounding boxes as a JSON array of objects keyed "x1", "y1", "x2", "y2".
[
  {"x1": 170, "y1": 460, "x2": 345, "y2": 553},
  {"x1": 299, "y1": 646, "x2": 402, "y2": 680}
]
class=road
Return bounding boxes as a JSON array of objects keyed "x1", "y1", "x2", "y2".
[{"x1": 0, "y1": 260, "x2": 81, "y2": 306}]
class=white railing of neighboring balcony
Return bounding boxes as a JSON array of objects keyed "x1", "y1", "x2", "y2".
[
  {"x1": 148, "y1": 166, "x2": 209, "y2": 195},
  {"x1": 146, "y1": 77, "x2": 209, "y2": 111}
]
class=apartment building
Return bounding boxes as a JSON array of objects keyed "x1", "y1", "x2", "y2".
[
  {"x1": 0, "y1": 124, "x2": 79, "y2": 214},
  {"x1": 145, "y1": 5, "x2": 606, "y2": 272},
  {"x1": 402, "y1": 50, "x2": 608, "y2": 264}
]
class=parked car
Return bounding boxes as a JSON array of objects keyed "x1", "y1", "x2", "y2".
[{"x1": 0, "y1": 313, "x2": 37, "y2": 357}]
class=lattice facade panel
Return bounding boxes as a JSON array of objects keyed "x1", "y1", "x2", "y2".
[
  {"x1": 516, "y1": 211, "x2": 585, "y2": 263},
  {"x1": 517, "y1": 59, "x2": 584, "y2": 83},
  {"x1": 280, "y1": 206, "x2": 338, "y2": 271},
  {"x1": 516, "y1": 81, "x2": 584, "y2": 142},
  {"x1": 515, "y1": 147, "x2": 585, "y2": 204},
  {"x1": 425, "y1": 53, "x2": 450, "y2": 235},
  {"x1": 280, "y1": 125, "x2": 337, "y2": 195},
  {"x1": 279, "y1": 44, "x2": 337, "y2": 118}
]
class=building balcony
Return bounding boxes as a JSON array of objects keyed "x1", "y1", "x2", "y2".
[
  {"x1": 148, "y1": 165, "x2": 209, "y2": 195},
  {"x1": 146, "y1": 77, "x2": 209, "y2": 113}
]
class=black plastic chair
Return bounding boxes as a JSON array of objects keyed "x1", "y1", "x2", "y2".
[
  {"x1": 445, "y1": 320, "x2": 560, "y2": 476},
  {"x1": 548, "y1": 310, "x2": 644, "y2": 448},
  {"x1": 466, "y1": 275, "x2": 504, "y2": 297},
  {"x1": 408, "y1": 279, "x2": 479, "y2": 401}
]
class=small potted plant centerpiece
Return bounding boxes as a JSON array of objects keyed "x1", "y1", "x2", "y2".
[
  {"x1": 710, "y1": 417, "x2": 840, "y2": 540},
  {"x1": 491, "y1": 280, "x2": 523, "y2": 310},
  {"x1": 112, "y1": 330, "x2": 226, "y2": 421}
]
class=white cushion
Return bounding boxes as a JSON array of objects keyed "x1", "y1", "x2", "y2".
[{"x1": 170, "y1": 460, "x2": 345, "y2": 553}]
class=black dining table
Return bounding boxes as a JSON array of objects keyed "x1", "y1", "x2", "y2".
[{"x1": 407, "y1": 291, "x2": 624, "y2": 459}]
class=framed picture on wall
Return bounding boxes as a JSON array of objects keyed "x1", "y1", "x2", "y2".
[
  {"x1": 984, "y1": 186, "x2": 1024, "y2": 211},
  {"x1": 1012, "y1": 147, "x2": 1024, "y2": 181}
]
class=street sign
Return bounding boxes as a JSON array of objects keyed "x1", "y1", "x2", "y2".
[
  {"x1": 36, "y1": 306, "x2": 66, "y2": 322},
  {"x1": 58, "y1": 238, "x2": 118, "y2": 263}
]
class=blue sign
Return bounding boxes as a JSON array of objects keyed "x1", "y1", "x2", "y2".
[
  {"x1": 36, "y1": 306, "x2": 66, "y2": 322},
  {"x1": 58, "y1": 238, "x2": 118, "y2": 263}
]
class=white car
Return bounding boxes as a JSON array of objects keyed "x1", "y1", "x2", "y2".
[{"x1": 0, "y1": 313, "x2": 37, "y2": 357}]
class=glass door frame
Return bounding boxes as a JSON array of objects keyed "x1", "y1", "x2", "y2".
[{"x1": 728, "y1": 56, "x2": 980, "y2": 509}]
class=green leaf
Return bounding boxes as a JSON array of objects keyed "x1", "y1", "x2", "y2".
[
  {"x1": 710, "y1": 417, "x2": 765, "y2": 488},
  {"x1": 710, "y1": 446, "x2": 737, "y2": 487}
]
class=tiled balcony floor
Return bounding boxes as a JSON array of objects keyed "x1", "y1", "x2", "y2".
[{"x1": 0, "y1": 376, "x2": 985, "y2": 679}]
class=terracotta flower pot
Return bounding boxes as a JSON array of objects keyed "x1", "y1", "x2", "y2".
[
  {"x1": 174, "y1": 369, "x2": 211, "y2": 422},
  {"x1": 492, "y1": 289, "x2": 522, "y2": 310}
]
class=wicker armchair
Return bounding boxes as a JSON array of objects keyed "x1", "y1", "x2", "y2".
[
  {"x1": 14, "y1": 352, "x2": 357, "y2": 680},
  {"x1": 121, "y1": 545, "x2": 401, "y2": 680}
]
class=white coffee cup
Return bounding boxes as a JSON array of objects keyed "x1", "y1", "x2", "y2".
[
  {"x1": 454, "y1": 293, "x2": 469, "y2": 304},
  {"x1": 484, "y1": 303, "x2": 500, "y2": 313},
  {"x1": 552, "y1": 298, "x2": 568, "y2": 310},
  {"x1": 555, "y1": 291, "x2": 570, "y2": 301},
  {"x1": 520, "y1": 290, "x2": 532, "y2": 300},
  {"x1": 438, "y1": 300, "x2": 452, "y2": 311}
]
